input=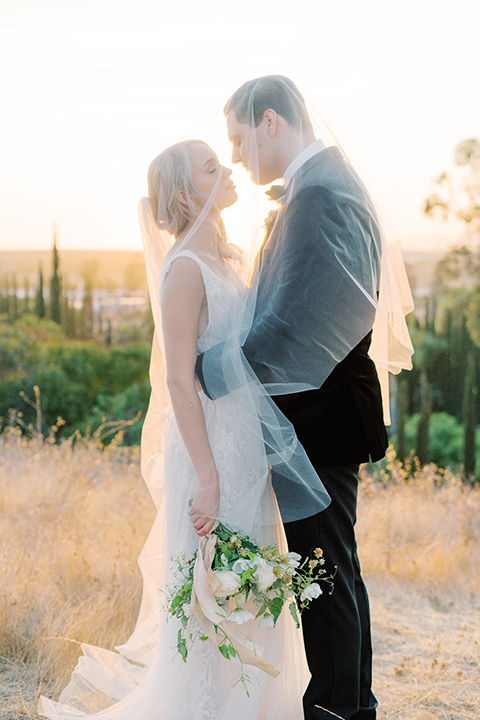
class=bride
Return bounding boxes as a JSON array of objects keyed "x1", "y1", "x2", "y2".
[{"x1": 37, "y1": 139, "x2": 328, "y2": 720}]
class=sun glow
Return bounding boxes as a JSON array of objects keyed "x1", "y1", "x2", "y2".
[{"x1": 0, "y1": 0, "x2": 479, "y2": 252}]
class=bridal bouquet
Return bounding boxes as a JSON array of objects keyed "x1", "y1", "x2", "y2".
[{"x1": 165, "y1": 522, "x2": 335, "y2": 683}]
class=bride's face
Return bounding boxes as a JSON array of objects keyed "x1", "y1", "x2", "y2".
[{"x1": 189, "y1": 143, "x2": 237, "y2": 211}]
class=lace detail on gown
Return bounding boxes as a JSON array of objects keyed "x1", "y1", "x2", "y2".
[{"x1": 38, "y1": 251, "x2": 309, "y2": 720}]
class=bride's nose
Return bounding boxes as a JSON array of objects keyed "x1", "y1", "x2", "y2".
[{"x1": 223, "y1": 166, "x2": 232, "y2": 177}]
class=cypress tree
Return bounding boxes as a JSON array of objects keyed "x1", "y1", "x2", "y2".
[
  {"x1": 35, "y1": 265, "x2": 46, "y2": 319},
  {"x1": 50, "y1": 225, "x2": 61, "y2": 324},
  {"x1": 416, "y1": 369, "x2": 432, "y2": 465},
  {"x1": 425, "y1": 297, "x2": 430, "y2": 332},
  {"x1": 23, "y1": 276, "x2": 30, "y2": 314},
  {"x1": 105, "y1": 318, "x2": 112, "y2": 347},
  {"x1": 81, "y1": 281, "x2": 94, "y2": 339},
  {"x1": 10, "y1": 274, "x2": 19, "y2": 323},
  {"x1": 62, "y1": 291, "x2": 76, "y2": 339},
  {"x1": 430, "y1": 296, "x2": 437, "y2": 335},
  {"x1": 0, "y1": 277, "x2": 5, "y2": 315},
  {"x1": 463, "y1": 352, "x2": 477, "y2": 483},
  {"x1": 396, "y1": 374, "x2": 408, "y2": 464},
  {"x1": 2, "y1": 276, "x2": 10, "y2": 318}
]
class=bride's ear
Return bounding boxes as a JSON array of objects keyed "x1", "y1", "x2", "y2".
[{"x1": 177, "y1": 190, "x2": 187, "y2": 206}]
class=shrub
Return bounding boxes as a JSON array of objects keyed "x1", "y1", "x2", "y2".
[{"x1": 392, "y1": 411, "x2": 479, "y2": 474}]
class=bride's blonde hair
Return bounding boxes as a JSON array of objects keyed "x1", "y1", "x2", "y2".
[{"x1": 147, "y1": 140, "x2": 242, "y2": 262}]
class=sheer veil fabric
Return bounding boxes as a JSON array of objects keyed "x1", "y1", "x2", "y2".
[
  {"x1": 37, "y1": 77, "x2": 413, "y2": 720},
  {"x1": 200, "y1": 76, "x2": 414, "y2": 424},
  {"x1": 37, "y1": 135, "x2": 321, "y2": 719}
]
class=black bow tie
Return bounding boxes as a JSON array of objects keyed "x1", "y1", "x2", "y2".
[{"x1": 265, "y1": 184, "x2": 287, "y2": 202}]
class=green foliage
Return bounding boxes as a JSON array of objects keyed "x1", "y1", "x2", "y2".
[
  {"x1": 424, "y1": 138, "x2": 480, "y2": 236},
  {"x1": 0, "y1": 316, "x2": 150, "y2": 444},
  {"x1": 424, "y1": 138, "x2": 480, "y2": 353},
  {"x1": 399, "y1": 412, "x2": 480, "y2": 475},
  {"x1": 80, "y1": 380, "x2": 151, "y2": 445}
]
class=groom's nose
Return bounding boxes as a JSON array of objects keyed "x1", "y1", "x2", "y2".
[{"x1": 231, "y1": 146, "x2": 242, "y2": 165}]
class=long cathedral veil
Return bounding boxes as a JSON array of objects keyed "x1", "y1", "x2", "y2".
[{"x1": 37, "y1": 78, "x2": 414, "y2": 720}]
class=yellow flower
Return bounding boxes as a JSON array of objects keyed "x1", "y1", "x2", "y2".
[{"x1": 314, "y1": 548, "x2": 324, "y2": 558}]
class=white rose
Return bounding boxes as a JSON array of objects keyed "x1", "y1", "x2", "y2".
[
  {"x1": 226, "y1": 609, "x2": 255, "y2": 625},
  {"x1": 254, "y1": 558, "x2": 277, "y2": 592},
  {"x1": 300, "y1": 583, "x2": 322, "y2": 602},
  {"x1": 285, "y1": 551, "x2": 302, "y2": 568},
  {"x1": 183, "y1": 603, "x2": 192, "y2": 619},
  {"x1": 214, "y1": 569, "x2": 241, "y2": 598},
  {"x1": 232, "y1": 558, "x2": 254, "y2": 575},
  {"x1": 258, "y1": 614, "x2": 275, "y2": 629}
]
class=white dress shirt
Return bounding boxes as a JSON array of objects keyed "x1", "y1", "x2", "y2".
[{"x1": 283, "y1": 138, "x2": 327, "y2": 186}]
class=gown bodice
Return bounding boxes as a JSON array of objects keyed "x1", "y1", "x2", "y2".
[{"x1": 162, "y1": 250, "x2": 245, "y2": 354}]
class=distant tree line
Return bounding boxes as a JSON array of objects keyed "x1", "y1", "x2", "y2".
[
  {"x1": 1, "y1": 142, "x2": 479, "y2": 481},
  {"x1": 1, "y1": 226, "x2": 93, "y2": 340},
  {"x1": 393, "y1": 138, "x2": 480, "y2": 483},
  {"x1": 0, "y1": 227, "x2": 153, "y2": 444},
  {"x1": 0, "y1": 226, "x2": 152, "y2": 344}
]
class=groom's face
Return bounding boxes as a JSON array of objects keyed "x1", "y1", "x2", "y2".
[{"x1": 226, "y1": 111, "x2": 275, "y2": 186}]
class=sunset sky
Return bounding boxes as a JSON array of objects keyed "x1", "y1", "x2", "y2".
[{"x1": 1, "y1": 0, "x2": 479, "y2": 253}]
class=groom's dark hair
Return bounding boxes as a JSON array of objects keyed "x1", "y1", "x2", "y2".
[{"x1": 224, "y1": 75, "x2": 311, "y2": 130}]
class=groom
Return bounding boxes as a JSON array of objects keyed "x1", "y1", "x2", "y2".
[{"x1": 196, "y1": 76, "x2": 388, "y2": 720}]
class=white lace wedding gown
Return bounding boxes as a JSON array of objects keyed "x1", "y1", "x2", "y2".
[{"x1": 38, "y1": 251, "x2": 309, "y2": 720}]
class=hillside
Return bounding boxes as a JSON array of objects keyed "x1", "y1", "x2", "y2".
[
  {"x1": 0, "y1": 250, "x2": 147, "y2": 290},
  {"x1": 0, "y1": 248, "x2": 446, "y2": 297}
]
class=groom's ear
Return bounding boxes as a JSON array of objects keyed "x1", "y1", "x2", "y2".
[{"x1": 262, "y1": 109, "x2": 278, "y2": 137}]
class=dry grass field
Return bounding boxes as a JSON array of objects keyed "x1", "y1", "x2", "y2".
[{"x1": 0, "y1": 431, "x2": 479, "y2": 720}]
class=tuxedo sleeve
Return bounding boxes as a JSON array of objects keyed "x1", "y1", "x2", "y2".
[{"x1": 195, "y1": 343, "x2": 229, "y2": 400}]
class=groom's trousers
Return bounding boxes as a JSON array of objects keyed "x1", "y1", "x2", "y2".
[{"x1": 283, "y1": 463, "x2": 377, "y2": 720}]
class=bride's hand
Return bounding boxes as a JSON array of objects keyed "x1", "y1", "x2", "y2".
[{"x1": 188, "y1": 479, "x2": 220, "y2": 536}]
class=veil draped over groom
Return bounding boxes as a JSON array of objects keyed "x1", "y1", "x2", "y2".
[
  {"x1": 194, "y1": 75, "x2": 414, "y2": 720},
  {"x1": 196, "y1": 77, "x2": 414, "y2": 489}
]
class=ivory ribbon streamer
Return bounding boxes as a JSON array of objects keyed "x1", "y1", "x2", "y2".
[{"x1": 190, "y1": 533, "x2": 280, "y2": 678}]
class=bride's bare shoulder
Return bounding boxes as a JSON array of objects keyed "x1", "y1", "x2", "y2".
[{"x1": 162, "y1": 255, "x2": 205, "y2": 299}]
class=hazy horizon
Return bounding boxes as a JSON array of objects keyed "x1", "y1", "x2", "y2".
[{"x1": 1, "y1": 0, "x2": 478, "y2": 253}]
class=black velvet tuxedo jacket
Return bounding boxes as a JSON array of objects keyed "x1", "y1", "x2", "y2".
[{"x1": 197, "y1": 147, "x2": 388, "y2": 465}]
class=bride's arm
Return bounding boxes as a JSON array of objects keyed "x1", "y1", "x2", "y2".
[{"x1": 161, "y1": 258, "x2": 219, "y2": 536}]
